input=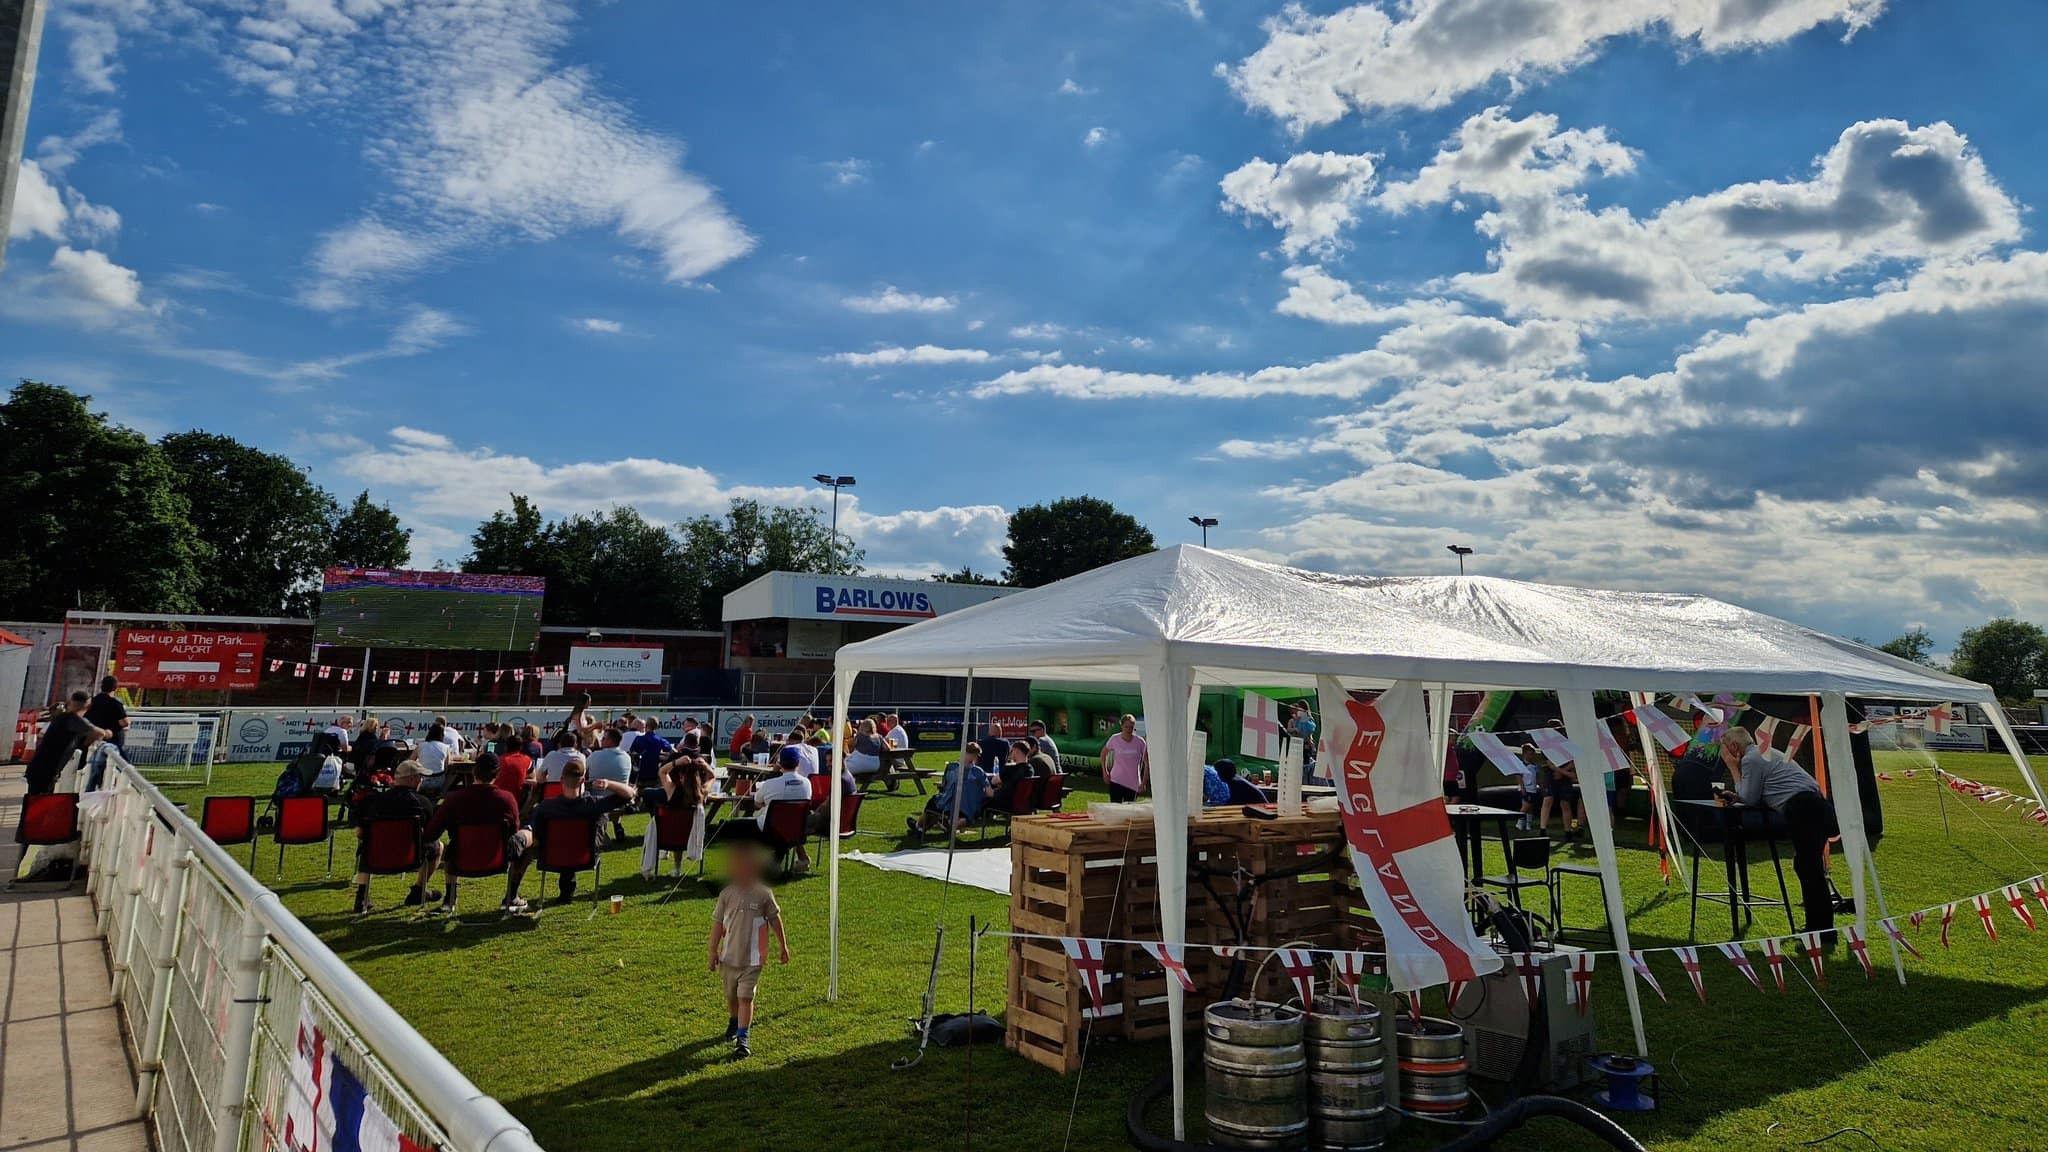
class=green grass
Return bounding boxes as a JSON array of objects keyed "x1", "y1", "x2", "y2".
[{"x1": 156, "y1": 749, "x2": 2048, "y2": 1152}]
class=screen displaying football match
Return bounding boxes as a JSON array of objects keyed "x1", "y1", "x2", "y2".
[{"x1": 313, "y1": 568, "x2": 545, "y2": 651}]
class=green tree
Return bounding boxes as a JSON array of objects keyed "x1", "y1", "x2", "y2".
[
  {"x1": 1949, "y1": 618, "x2": 2048, "y2": 704},
  {"x1": 676, "y1": 499, "x2": 863, "y2": 629},
  {"x1": 160, "y1": 431, "x2": 339, "y2": 616},
  {"x1": 1001, "y1": 495, "x2": 1154, "y2": 587},
  {"x1": 1875, "y1": 627, "x2": 1935, "y2": 666},
  {"x1": 328, "y1": 491, "x2": 412, "y2": 569},
  {"x1": 0, "y1": 381, "x2": 204, "y2": 617},
  {"x1": 933, "y1": 565, "x2": 1003, "y2": 586},
  {"x1": 465, "y1": 494, "x2": 550, "y2": 577}
]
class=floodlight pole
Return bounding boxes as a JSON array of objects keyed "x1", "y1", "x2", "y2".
[
  {"x1": 1446, "y1": 544, "x2": 1474, "y2": 575},
  {"x1": 812, "y1": 473, "x2": 857, "y2": 561},
  {"x1": 1187, "y1": 516, "x2": 1217, "y2": 547}
]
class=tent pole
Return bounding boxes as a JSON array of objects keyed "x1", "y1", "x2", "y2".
[
  {"x1": 1984, "y1": 701, "x2": 2048, "y2": 810},
  {"x1": 1559, "y1": 692, "x2": 1648, "y2": 1058},
  {"x1": 1138, "y1": 659, "x2": 1197, "y2": 1142},
  {"x1": 827, "y1": 667, "x2": 855, "y2": 1000},
  {"x1": 1820, "y1": 694, "x2": 1901, "y2": 984}
]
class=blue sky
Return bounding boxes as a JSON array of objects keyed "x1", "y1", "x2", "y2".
[{"x1": 4, "y1": 0, "x2": 2045, "y2": 649}]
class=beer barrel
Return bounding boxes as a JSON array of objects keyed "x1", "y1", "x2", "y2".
[
  {"x1": 1205, "y1": 1001, "x2": 1309, "y2": 1149},
  {"x1": 1393, "y1": 1016, "x2": 1468, "y2": 1118},
  {"x1": 1305, "y1": 996, "x2": 1386, "y2": 1151}
]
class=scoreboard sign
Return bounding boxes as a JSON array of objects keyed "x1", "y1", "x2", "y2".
[{"x1": 116, "y1": 630, "x2": 267, "y2": 690}]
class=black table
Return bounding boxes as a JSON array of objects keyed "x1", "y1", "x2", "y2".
[
  {"x1": 1446, "y1": 802, "x2": 1524, "y2": 888},
  {"x1": 1673, "y1": 797, "x2": 1795, "y2": 938}
]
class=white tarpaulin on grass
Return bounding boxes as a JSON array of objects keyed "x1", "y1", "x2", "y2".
[
  {"x1": 820, "y1": 545, "x2": 2037, "y2": 1140},
  {"x1": 843, "y1": 847, "x2": 1011, "y2": 895}
]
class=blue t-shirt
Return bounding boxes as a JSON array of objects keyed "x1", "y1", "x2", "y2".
[
  {"x1": 632, "y1": 732, "x2": 674, "y2": 784},
  {"x1": 1225, "y1": 776, "x2": 1269, "y2": 805},
  {"x1": 936, "y1": 762, "x2": 991, "y2": 822},
  {"x1": 1201, "y1": 765, "x2": 1231, "y2": 806}
]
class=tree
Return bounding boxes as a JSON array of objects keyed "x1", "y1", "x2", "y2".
[
  {"x1": 676, "y1": 499, "x2": 863, "y2": 629},
  {"x1": 934, "y1": 565, "x2": 1003, "y2": 586},
  {"x1": 160, "y1": 431, "x2": 338, "y2": 615},
  {"x1": 0, "y1": 381, "x2": 203, "y2": 618},
  {"x1": 1949, "y1": 618, "x2": 2048, "y2": 704},
  {"x1": 465, "y1": 494, "x2": 549, "y2": 577},
  {"x1": 1001, "y1": 495, "x2": 1155, "y2": 588},
  {"x1": 328, "y1": 491, "x2": 411, "y2": 569},
  {"x1": 1875, "y1": 627, "x2": 1934, "y2": 666}
]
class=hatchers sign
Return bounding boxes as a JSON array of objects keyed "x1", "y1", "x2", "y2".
[{"x1": 567, "y1": 645, "x2": 664, "y2": 686}]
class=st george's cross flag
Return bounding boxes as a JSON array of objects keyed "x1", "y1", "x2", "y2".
[
  {"x1": 1716, "y1": 941, "x2": 1763, "y2": 991},
  {"x1": 1797, "y1": 931, "x2": 1827, "y2": 986},
  {"x1": 1973, "y1": 893, "x2": 1999, "y2": 942},
  {"x1": 1318, "y1": 677, "x2": 1501, "y2": 991},
  {"x1": 1512, "y1": 952, "x2": 1544, "y2": 1004},
  {"x1": 1138, "y1": 941, "x2": 1197, "y2": 992},
  {"x1": 1673, "y1": 946, "x2": 1708, "y2": 1004},
  {"x1": 2004, "y1": 886, "x2": 2037, "y2": 932},
  {"x1": 1637, "y1": 706, "x2": 1692, "y2": 753},
  {"x1": 1940, "y1": 903, "x2": 1958, "y2": 949},
  {"x1": 1754, "y1": 716, "x2": 1780, "y2": 753},
  {"x1": 2031, "y1": 877, "x2": 2048, "y2": 916},
  {"x1": 1880, "y1": 916, "x2": 1924, "y2": 960},
  {"x1": 1760, "y1": 937, "x2": 1789, "y2": 993},
  {"x1": 1626, "y1": 950, "x2": 1666, "y2": 1003},
  {"x1": 1923, "y1": 703, "x2": 1955, "y2": 735},
  {"x1": 1528, "y1": 725, "x2": 1582, "y2": 769},
  {"x1": 1328, "y1": 951, "x2": 1373, "y2": 1002},
  {"x1": 1241, "y1": 692, "x2": 1285, "y2": 760},
  {"x1": 1784, "y1": 725, "x2": 1811, "y2": 760},
  {"x1": 1468, "y1": 729, "x2": 1535, "y2": 783},
  {"x1": 1568, "y1": 952, "x2": 1596, "y2": 1015},
  {"x1": 1060, "y1": 938, "x2": 1111, "y2": 1010},
  {"x1": 1843, "y1": 926, "x2": 1874, "y2": 978},
  {"x1": 1275, "y1": 948, "x2": 1318, "y2": 1006}
]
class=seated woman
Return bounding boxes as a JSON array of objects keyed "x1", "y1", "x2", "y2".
[
  {"x1": 653, "y1": 760, "x2": 714, "y2": 872},
  {"x1": 845, "y1": 718, "x2": 885, "y2": 779}
]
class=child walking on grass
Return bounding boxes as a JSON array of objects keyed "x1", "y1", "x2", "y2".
[{"x1": 708, "y1": 843, "x2": 791, "y2": 1059}]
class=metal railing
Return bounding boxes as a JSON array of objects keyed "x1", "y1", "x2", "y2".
[{"x1": 80, "y1": 751, "x2": 544, "y2": 1152}]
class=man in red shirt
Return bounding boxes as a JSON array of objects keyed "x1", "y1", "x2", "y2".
[
  {"x1": 493, "y1": 736, "x2": 534, "y2": 797},
  {"x1": 422, "y1": 759, "x2": 522, "y2": 914}
]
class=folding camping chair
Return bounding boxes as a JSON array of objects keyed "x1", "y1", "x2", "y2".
[
  {"x1": 530, "y1": 813, "x2": 603, "y2": 911},
  {"x1": 759, "y1": 800, "x2": 812, "y2": 875},
  {"x1": 10, "y1": 792, "x2": 83, "y2": 887},
  {"x1": 815, "y1": 793, "x2": 863, "y2": 858},
  {"x1": 1035, "y1": 772, "x2": 1067, "y2": 813},
  {"x1": 355, "y1": 816, "x2": 426, "y2": 916},
  {"x1": 1479, "y1": 834, "x2": 1553, "y2": 917},
  {"x1": 442, "y1": 820, "x2": 513, "y2": 919},
  {"x1": 271, "y1": 795, "x2": 334, "y2": 879},
  {"x1": 200, "y1": 796, "x2": 262, "y2": 869},
  {"x1": 978, "y1": 775, "x2": 1039, "y2": 841}
]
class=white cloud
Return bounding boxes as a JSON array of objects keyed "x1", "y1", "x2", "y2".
[
  {"x1": 1008, "y1": 322, "x2": 1068, "y2": 341},
  {"x1": 1228, "y1": 0, "x2": 1888, "y2": 133},
  {"x1": 0, "y1": 245, "x2": 156, "y2": 332},
  {"x1": 1083, "y1": 126, "x2": 1112, "y2": 149},
  {"x1": 1378, "y1": 106, "x2": 1634, "y2": 212},
  {"x1": 843, "y1": 284, "x2": 957, "y2": 314},
  {"x1": 301, "y1": 219, "x2": 445, "y2": 310},
  {"x1": 161, "y1": 305, "x2": 467, "y2": 387},
  {"x1": 826, "y1": 344, "x2": 993, "y2": 367},
  {"x1": 1275, "y1": 265, "x2": 1464, "y2": 326},
  {"x1": 35, "y1": 110, "x2": 124, "y2": 176},
  {"x1": 574, "y1": 317, "x2": 625, "y2": 335},
  {"x1": 1057, "y1": 78, "x2": 1094, "y2": 96},
  {"x1": 47, "y1": 246, "x2": 145, "y2": 314},
  {"x1": 1220, "y1": 152, "x2": 1379, "y2": 256},
  {"x1": 1653, "y1": 119, "x2": 2021, "y2": 282},
  {"x1": 7, "y1": 161, "x2": 69, "y2": 242},
  {"x1": 824, "y1": 158, "x2": 872, "y2": 186}
]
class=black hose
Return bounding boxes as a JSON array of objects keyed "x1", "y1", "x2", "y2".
[{"x1": 1124, "y1": 1074, "x2": 1648, "y2": 1152}]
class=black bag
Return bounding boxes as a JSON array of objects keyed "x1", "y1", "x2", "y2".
[{"x1": 928, "y1": 1012, "x2": 1004, "y2": 1048}]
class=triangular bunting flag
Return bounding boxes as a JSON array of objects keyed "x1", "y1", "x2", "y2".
[
  {"x1": 2031, "y1": 877, "x2": 2048, "y2": 915},
  {"x1": 1625, "y1": 950, "x2": 1666, "y2": 1003},
  {"x1": 1909, "y1": 908, "x2": 1928, "y2": 929},
  {"x1": 1973, "y1": 893, "x2": 1998, "y2": 942},
  {"x1": 1716, "y1": 941, "x2": 1763, "y2": 991},
  {"x1": 1880, "y1": 916, "x2": 1924, "y2": 961},
  {"x1": 1940, "y1": 903, "x2": 1957, "y2": 949},
  {"x1": 317, "y1": 666, "x2": 332, "y2": 680},
  {"x1": 1529, "y1": 726, "x2": 1582, "y2": 768},
  {"x1": 2005, "y1": 886, "x2": 2038, "y2": 932},
  {"x1": 341, "y1": 668, "x2": 354, "y2": 682},
  {"x1": 1754, "y1": 716, "x2": 1779, "y2": 752},
  {"x1": 1512, "y1": 952, "x2": 1543, "y2": 1004},
  {"x1": 1275, "y1": 948, "x2": 1317, "y2": 1005},
  {"x1": 1844, "y1": 926, "x2": 1874, "y2": 979},
  {"x1": 1784, "y1": 725, "x2": 1810, "y2": 760},
  {"x1": 1760, "y1": 937, "x2": 1788, "y2": 993},
  {"x1": 1568, "y1": 952, "x2": 1596, "y2": 1016},
  {"x1": 293, "y1": 663, "x2": 307, "y2": 677},
  {"x1": 1638, "y1": 706, "x2": 1691, "y2": 753},
  {"x1": 1797, "y1": 931, "x2": 1826, "y2": 986},
  {"x1": 1059, "y1": 938, "x2": 1109, "y2": 1011},
  {"x1": 1445, "y1": 979, "x2": 1468, "y2": 1010},
  {"x1": 1137, "y1": 941, "x2": 1196, "y2": 992},
  {"x1": 268, "y1": 659, "x2": 283, "y2": 672},
  {"x1": 1673, "y1": 946, "x2": 1707, "y2": 1004},
  {"x1": 1328, "y1": 951, "x2": 1371, "y2": 1002}
]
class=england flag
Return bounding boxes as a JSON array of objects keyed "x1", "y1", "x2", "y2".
[
  {"x1": 1319, "y1": 677, "x2": 1499, "y2": 991},
  {"x1": 1241, "y1": 692, "x2": 1285, "y2": 760}
]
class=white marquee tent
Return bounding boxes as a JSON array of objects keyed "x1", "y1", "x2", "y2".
[{"x1": 822, "y1": 546, "x2": 2042, "y2": 1136}]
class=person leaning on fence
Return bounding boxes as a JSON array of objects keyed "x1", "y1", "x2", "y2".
[
  {"x1": 350, "y1": 760, "x2": 442, "y2": 914},
  {"x1": 504, "y1": 761, "x2": 637, "y2": 906},
  {"x1": 420, "y1": 753, "x2": 522, "y2": 914},
  {"x1": 84, "y1": 676, "x2": 130, "y2": 791},
  {"x1": 27, "y1": 692, "x2": 109, "y2": 795},
  {"x1": 1718, "y1": 726, "x2": 1839, "y2": 942},
  {"x1": 905, "y1": 745, "x2": 991, "y2": 843}
]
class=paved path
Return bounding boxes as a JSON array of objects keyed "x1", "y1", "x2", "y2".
[{"x1": 1, "y1": 765, "x2": 152, "y2": 1152}]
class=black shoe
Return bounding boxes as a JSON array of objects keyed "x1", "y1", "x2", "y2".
[
  {"x1": 732, "y1": 1038, "x2": 751, "y2": 1059},
  {"x1": 351, "y1": 886, "x2": 371, "y2": 915},
  {"x1": 723, "y1": 1019, "x2": 738, "y2": 1042}
]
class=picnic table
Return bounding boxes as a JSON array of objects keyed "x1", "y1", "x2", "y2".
[{"x1": 859, "y1": 747, "x2": 936, "y2": 794}]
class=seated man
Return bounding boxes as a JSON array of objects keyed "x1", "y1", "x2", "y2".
[
  {"x1": 504, "y1": 762, "x2": 637, "y2": 906},
  {"x1": 421, "y1": 758, "x2": 522, "y2": 914},
  {"x1": 905, "y1": 745, "x2": 991, "y2": 843},
  {"x1": 883, "y1": 714, "x2": 911, "y2": 754},
  {"x1": 584, "y1": 728, "x2": 637, "y2": 840},
  {"x1": 349, "y1": 760, "x2": 442, "y2": 914},
  {"x1": 739, "y1": 747, "x2": 818, "y2": 871},
  {"x1": 1215, "y1": 758, "x2": 1267, "y2": 805},
  {"x1": 1200, "y1": 760, "x2": 1232, "y2": 806},
  {"x1": 1720, "y1": 726, "x2": 1838, "y2": 939},
  {"x1": 996, "y1": 740, "x2": 1038, "y2": 796}
]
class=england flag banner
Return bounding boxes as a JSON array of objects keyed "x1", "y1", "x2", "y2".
[
  {"x1": 1319, "y1": 677, "x2": 1500, "y2": 991},
  {"x1": 1241, "y1": 692, "x2": 1285, "y2": 760},
  {"x1": 1638, "y1": 706, "x2": 1691, "y2": 753},
  {"x1": 1468, "y1": 729, "x2": 1533, "y2": 783}
]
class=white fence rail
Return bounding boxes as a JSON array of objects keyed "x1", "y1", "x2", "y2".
[{"x1": 81, "y1": 752, "x2": 544, "y2": 1152}]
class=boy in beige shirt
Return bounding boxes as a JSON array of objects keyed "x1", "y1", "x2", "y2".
[{"x1": 708, "y1": 844, "x2": 791, "y2": 1058}]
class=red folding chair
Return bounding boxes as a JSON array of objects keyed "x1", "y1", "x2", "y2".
[
  {"x1": 356, "y1": 817, "x2": 424, "y2": 915},
  {"x1": 807, "y1": 774, "x2": 833, "y2": 811},
  {"x1": 814, "y1": 793, "x2": 863, "y2": 857},
  {"x1": 442, "y1": 820, "x2": 513, "y2": 917},
  {"x1": 1036, "y1": 773, "x2": 1067, "y2": 813},
  {"x1": 760, "y1": 800, "x2": 811, "y2": 873},
  {"x1": 11, "y1": 793, "x2": 83, "y2": 886},
  {"x1": 979, "y1": 775, "x2": 1038, "y2": 840},
  {"x1": 272, "y1": 795, "x2": 333, "y2": 879},
  {"x1": 200, "y1": 796, "x2": 262, "y2": 869},
  {"x1": 540, "y1": 780, "x2": 565, "y2": 802},
  {"x1": 531, "y1": 814, "x2": 602, "y2": 911},
  {"x1": 651, "y1": 803, "x2": 698, "y2": 878}
]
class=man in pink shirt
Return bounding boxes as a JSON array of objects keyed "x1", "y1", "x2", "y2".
[{"x1": 1100, "y1": 713, "x2": 1149, "y2": 801}]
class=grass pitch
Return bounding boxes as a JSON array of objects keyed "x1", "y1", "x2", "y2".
[{"x1": 162, "y1": 749, "x2": 2048, "y2": 1152}]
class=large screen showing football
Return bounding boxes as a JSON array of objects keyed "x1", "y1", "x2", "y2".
[{"x1": 314, "y1": 568, "x2": 545, "y2": 651}]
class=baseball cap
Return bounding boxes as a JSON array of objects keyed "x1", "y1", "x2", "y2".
[
  {"x1": 395, "y1": 759, "x2": 425, "y2": 781},
  {"x1": 779, "y1": 745, "x2": 803, "y2": 769}
]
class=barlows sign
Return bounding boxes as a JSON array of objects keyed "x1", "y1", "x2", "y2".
[
  {"x1": 723, "y1": 571, "x2": 1014, "y2": 626},
  {"x1": 566, "y1": 645, "x2": 664, "y2": 686}
]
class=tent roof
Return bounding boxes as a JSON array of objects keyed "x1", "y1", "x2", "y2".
[{"x1": 835, "y1": 546, "x2": 1988, "y2": 702}]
